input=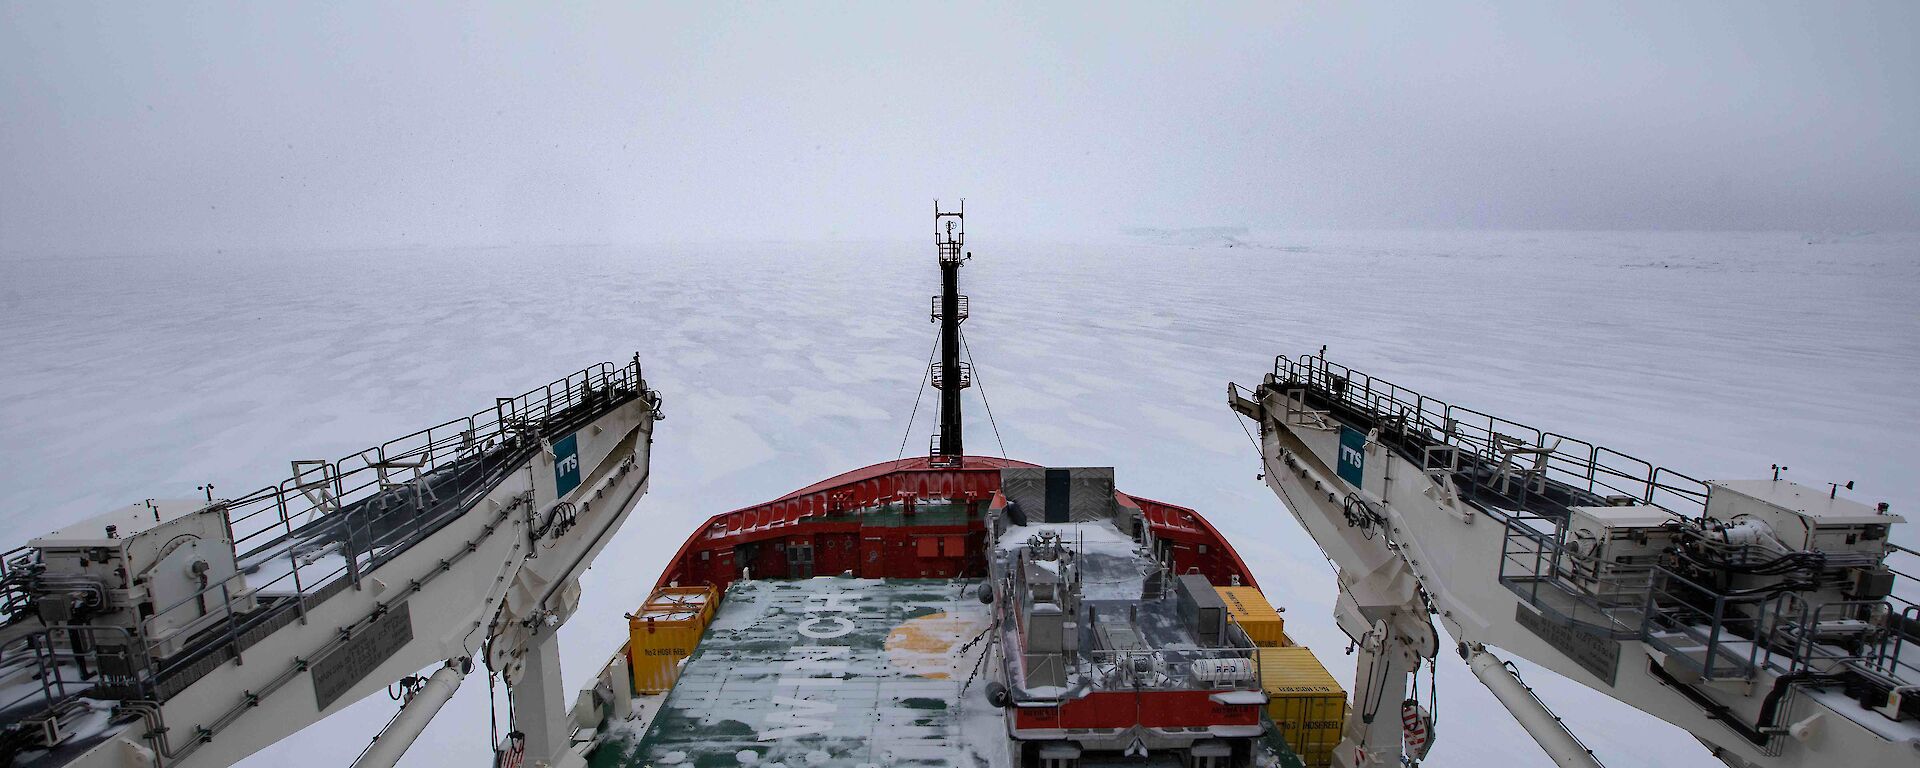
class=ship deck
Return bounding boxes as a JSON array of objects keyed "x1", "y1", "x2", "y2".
[{"x1": 590, "y1": 577, "x2": 1010, "y2": 768}]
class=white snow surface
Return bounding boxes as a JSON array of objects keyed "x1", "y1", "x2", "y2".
[
  {"x1": 997, "y1": 519, "x2": 1138, "y2": 552},
  {"x1": 1, "y1": 231, "x2": 1917, "y2": 767},
  {"x1": 1001, "y1": 520, "x2": 1156, "y2": 602}
]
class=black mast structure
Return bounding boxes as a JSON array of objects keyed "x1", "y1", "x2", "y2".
[{"x1": 931, "y1": 200, "x2": 971, "y2": 467}]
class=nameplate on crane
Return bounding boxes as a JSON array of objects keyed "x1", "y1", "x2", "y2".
[
  {"x1": 1337, "y1": 426, "x2": 1367, "y2": 486},
  {"x1": 553, "y1": 432, "x2": 582, "y2": 498},
  {"x1": 1515, "y1": 604, "x2": 1618, "y2": 686},
  {"x1": 312, "y1": 601, "x2": 415, "y2": 709}
]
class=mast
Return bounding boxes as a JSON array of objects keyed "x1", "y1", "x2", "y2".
[{"x1": 932, "y1": 200, "x2": 970, "y2": 466}]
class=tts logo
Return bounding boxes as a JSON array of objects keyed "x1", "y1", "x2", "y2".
[
  {"x1": 1340, "y1": 445, "x2": 1364, "y2": 467},
  {"x1": 556, "y1": 454, "x2": 579, "y2": 475}
]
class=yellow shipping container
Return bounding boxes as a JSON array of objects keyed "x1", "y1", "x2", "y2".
[
  {"x1": 1216, "y1": 586, "x2": 1287, "y2": 647},
  {"x1": 627, "y1": 584, "x2": 719, "y2": 694},
  {"x1": 646, "y1": 585, "x2": 718, "y2": 624},
  {"x1": 1258, "y1": 646, "x2": 1348, "y2": 768}
]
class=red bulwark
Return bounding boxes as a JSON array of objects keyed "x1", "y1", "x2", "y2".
[
  {"x1": 652, "y1": 455, "x2": 1256, "y2": 592},
  {"x1": 1131, "y1": 495, "x2": 1260, "y2": 590}
]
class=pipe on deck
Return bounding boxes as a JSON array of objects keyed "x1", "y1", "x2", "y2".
[
  {"x1": 1463, "y1": 643, "x2": 1606, "y2": 768},
  {"x1": 350, "y1": 659, "x2": 469, "y2": 768}
]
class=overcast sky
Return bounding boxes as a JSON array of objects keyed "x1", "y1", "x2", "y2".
[{"x1": 3, "y1": 2, "x2": 1916, "y2": 254}]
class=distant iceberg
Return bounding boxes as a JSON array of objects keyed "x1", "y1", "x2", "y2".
[{"x1": 1122, "y1": 226, "x2": 1249, "y2": 246}]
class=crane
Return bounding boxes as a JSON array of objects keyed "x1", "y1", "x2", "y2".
[
  {"x1": 0, "y1": 358, "x2": 662, "y2": 768},
  {"x1": 1229, "y1": 352, "x2": 1919, "y2": 768}
]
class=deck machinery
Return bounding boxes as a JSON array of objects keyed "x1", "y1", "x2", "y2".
[
  {"x1": 1230, "y1": 354, "x2": 1919, "y2": 768},
  {"x1": 984, "y1": 468, "x2": 1266, "y2": 761}
]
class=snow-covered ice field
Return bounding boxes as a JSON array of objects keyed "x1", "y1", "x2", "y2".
[{"x1": 2, "y1": 230, "x2": 1917, "y2": 767}]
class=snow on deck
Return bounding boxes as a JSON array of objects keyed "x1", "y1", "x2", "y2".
[
  {"x1": 999, "y1": 519, "x2": 1156, "y2": 603},
  {"x1": 591, "y1": 577, "x2": 1009, "y2": 768},
  {"x1": 995, "y1": 519, "x2": 1138, "y2": 554}
]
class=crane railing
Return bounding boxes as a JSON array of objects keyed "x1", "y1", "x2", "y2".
[
  {"x1": 1497, "y1": 515, "x2": 1653, "y2": 638},
  {"x1": 1273, "y1": 354, "x2": 1709, "y2": 519},
  {"x1": 0, "y1": 625, "x2": 150, "y2": 722}
]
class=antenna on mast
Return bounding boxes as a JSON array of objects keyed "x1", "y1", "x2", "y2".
[{"x1": 931, "y1": 199, "x2": 971, "y2": 467}]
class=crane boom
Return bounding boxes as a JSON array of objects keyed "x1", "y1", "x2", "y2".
[{"x1": 1230, "y1": 352, "x2": 1919, "y2": 768}]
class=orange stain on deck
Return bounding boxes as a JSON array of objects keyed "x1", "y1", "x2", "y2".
[{"x1": 884, "y1": 611, "x2": 982, "y2": 679}]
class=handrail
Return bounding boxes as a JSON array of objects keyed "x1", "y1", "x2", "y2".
[
  {"x1": 1271, "y1": 353, "x2": 1709, "y2": 518},
  {"x1": 1499, "y1": 506, "x2": 1920, "y2": 685},
  {"x1": 1640, "y1": 564, "x2": 1771, "y2": 680},
  {"x1": 146, "y1": 360, "x2": 648, "y2": 633},
  {"x1": 0, "y1": 625, "x2": 149, "y2": 717}
]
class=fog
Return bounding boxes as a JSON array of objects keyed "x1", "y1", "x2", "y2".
[{"x1": 4, "y1": 2, "x2": 1917, "y2": 256}]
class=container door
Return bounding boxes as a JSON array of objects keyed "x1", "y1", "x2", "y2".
[
  {"x1": 860, "y1": 536, "x2": 886, "y2": 578},
  {"x1": 787, "y1": 541, "x2": 815, "y2": 579}
]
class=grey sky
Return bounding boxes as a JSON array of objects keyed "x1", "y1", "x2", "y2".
[{"x1": 3, "y1": 1, "x2": 1916, "y2": 254}]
